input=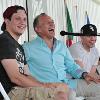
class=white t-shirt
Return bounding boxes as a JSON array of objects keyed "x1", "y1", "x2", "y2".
[{"x1": 69, "y1": 41, "x2": 99, "y2": 72}]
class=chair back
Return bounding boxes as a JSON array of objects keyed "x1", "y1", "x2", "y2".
[{"x1": 0, "y1": 82, "x2": 10, "y2": 100}]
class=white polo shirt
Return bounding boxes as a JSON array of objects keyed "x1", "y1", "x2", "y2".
[{"x1": 69, "y1": 41, "x2": 99, "y2": 72}]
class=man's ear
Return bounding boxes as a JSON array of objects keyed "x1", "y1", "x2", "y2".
[
  {"x1": 34, "y1": 27, "x2": 38, "y2": 32},
  {"x1": 35, "y1": 26, "x2": 41, "y2": 33},
  {"x1": 4, "y1": 19, "x2": 10, "y2": 26}
]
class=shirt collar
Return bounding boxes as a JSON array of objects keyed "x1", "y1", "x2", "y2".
[{"x1": 36, "y1": 36, "x2": 57, "y2": 50}]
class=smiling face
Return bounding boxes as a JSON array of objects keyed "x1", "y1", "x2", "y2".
[
  {"x1": 5, "y1": 9, "x2": 27, "y2": 37},
  {"x1": 35, "y1": 14, "x2": 55, "y2": 40},
  {"x1": 81, "y1": 36, "x2": 97, "y2": 50}
]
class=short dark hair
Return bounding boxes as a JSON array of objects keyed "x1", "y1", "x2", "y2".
[
  {"x1": 33, "y1": 13, "x2": 47, "y2": 30},
  {"x1": 1, "y1": 5, "x2": 27, "y2": 31}
]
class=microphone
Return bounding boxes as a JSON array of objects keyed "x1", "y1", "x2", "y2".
[
  {"x1": 60, "y1": 31, "x2": 74, "y2": 36},
  {"x1": 60, "y1": 30, "x2": 100, "y2": 36},
  {"x1": 60, "y1": 31, "x2": 83, "y2": 36}
]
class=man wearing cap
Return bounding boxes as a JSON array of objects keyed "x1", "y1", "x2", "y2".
[
  {"x1": 23, "y1": 13, "x2": 100, "y2": 100},
  {"x1": 69, "y1": 24, "x2": 99, "y2": 74},
  {"x1": 0, "y1": 5, "x2": 68, "y2": 100}
]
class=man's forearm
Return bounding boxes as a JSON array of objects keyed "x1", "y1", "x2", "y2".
[{"x1": 11, "y1": 74, "x2": 44, "y2": 87}]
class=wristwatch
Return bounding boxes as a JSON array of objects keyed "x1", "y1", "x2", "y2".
[{"x1": 81, "y1": 72, "x2": 88, "y2": 79}]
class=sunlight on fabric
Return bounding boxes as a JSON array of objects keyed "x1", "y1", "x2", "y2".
[{"x1": 92, "y1": 0, "x2": 100, "y2": 4}]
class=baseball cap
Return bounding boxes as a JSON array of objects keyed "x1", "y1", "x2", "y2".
[{"x1": 80, "y1": 24, "x2": 100, "y2": 36}]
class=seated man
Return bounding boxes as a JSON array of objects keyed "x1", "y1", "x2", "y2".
[
  {"x1": 69, "y1": 24, "x2": 99, "y2": 74},
  {"x1": 23, "y1": 13, "x2": 100, "y2": 100},
  {"x1": 0, "y1": 5, "x2": 68, "y2": 100}
]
